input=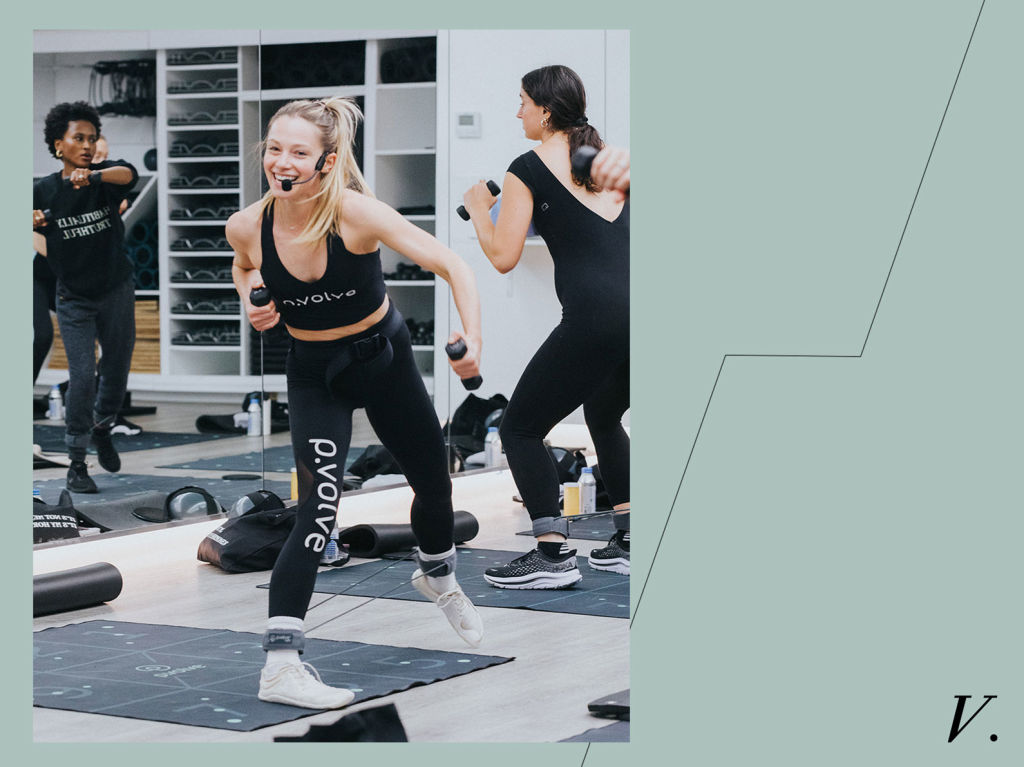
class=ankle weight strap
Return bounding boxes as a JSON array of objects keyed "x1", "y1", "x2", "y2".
[
  {"x1": 262, "y1": 628, "x2": 305, "y2": 653},
  {"x1": 415, "y1": 548, "x2": 457, "y2": 578}
]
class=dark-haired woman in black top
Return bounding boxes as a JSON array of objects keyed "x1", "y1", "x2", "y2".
[{"x1": 463, "y1": 65, "x2": 631, "y2": 589}]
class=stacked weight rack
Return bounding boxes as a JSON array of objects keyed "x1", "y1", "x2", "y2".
[{"x1": 159, "y1": 46, "x2": 244, "y2": 375}]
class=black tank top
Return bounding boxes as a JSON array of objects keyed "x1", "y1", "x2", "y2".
[
  {"x1": 507, "y1": 150, "x2": 629, "y2": 325},
  {"x1": 259, "y1": 204, "x2": 387, "y2": 330}
]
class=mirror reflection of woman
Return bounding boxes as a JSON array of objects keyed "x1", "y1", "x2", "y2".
[
  {"x1": 228, "y1": 97, "x2": 484, "y2": 710},
  {"x1": 463, "y1": 65, "x2": 631, "y2": 589},
  {"x1": 32, "y1": 102, "x2": 139, "y2": 494}
]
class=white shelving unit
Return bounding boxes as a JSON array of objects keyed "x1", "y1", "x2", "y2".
[{"x1": 157, "y1": 47, "x2": 244, "y2": 379}]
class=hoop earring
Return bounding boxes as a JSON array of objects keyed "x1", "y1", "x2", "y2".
[
  {"x1": 541, "y1": 117, "x2": 549, "y2": 128},
  {"x1": 55, "y1": 149, "x2": 63, "y2": 158}
]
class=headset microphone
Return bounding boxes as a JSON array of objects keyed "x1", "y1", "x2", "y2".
[{"x1": 279, "y1": 152, "x2": 328, "y2": 192}]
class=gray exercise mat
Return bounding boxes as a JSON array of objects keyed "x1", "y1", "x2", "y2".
[
  {"x1": 158, "y1": 445, "x2": 365, "y2": 473},
  {"x1": 559, "y1": 720, "x2": 630, "y2": 742},
  {"x1": 34, "y1": 620, "x2": 512, "y2": 731},
  {"x1": 32, "y1": 474, "x2": 291, "y2": 529},
  {"x1": 277, "y1": 547, "x2": 629, "y2": 619},
  {"x1": 33, "y1": 423, "x2": 240, "y2": 454},
  {"x1": 516, "y1": 512, "x2": 617, "y2": 542}
]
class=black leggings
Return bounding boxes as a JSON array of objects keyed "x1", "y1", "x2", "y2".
[
  {"x1": 268, "y1": 305, "x2": 454, "y2": 620},
  {"x1": 500, "y1": 317, "x2": 630, "y2": 535}
]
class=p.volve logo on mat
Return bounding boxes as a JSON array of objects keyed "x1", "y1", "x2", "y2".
[{"x1": 947, "y1": 695, "x2": 998, "y2": 743}]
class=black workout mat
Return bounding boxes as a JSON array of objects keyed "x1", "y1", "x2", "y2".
[
  {"x1": 33, "y1": 423, "x2": 240, "y2": 455},
  {"x1": 516, "y1": 512, "x2": 617, "y2": 542},
  {"x1": 34, "y1": 620, "x2": 512, "y2": 731},
  {"x1": 559, "y1": 720, "x2": 630, "y2": 742},
  {"x1": 588, "y1": 688, "x2": 630, "y2": 719},
  {"x1": 158, "y1": 445, "x2": 365, "y2": 474},
  {"x1": 276, "y1": 547, "x2": 629, "y2": 619},
  {"x1": 32, "y1": 474, "x2": 291, "y2": 530}
]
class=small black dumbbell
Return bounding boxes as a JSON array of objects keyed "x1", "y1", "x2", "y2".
[
  {"x1": 571, "y1": 145, "x2": 599, "y2": 181},
  {"x1": 445, "y1": 338, "x2": 482, "y2": 390},
  {"x1": 250, "y1": 285, "x2": 271, "y2": 307},
  {"x1": 457, "y1": 180, "x2": 501, "y2": 221},
  {"x1": 33, "y1": 209, "x2": 52, "y2": 231}
]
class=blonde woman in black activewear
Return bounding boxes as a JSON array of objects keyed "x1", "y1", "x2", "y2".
[{"x1": 228, "y1": 97, "x2": 484, "y2": 709}]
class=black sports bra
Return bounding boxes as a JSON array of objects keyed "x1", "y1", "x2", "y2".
[{"x1": 259, "y1": 204, "x2": 387, "y2": 330}]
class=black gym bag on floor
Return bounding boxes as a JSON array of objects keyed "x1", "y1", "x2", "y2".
[{"x1": 197, "y1": 490, "x2": 294, "y2": 573}]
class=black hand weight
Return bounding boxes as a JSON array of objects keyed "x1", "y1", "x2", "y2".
[
  {"x1": 457, "y1": 180, "x2": 501, "y2": 221},
  {"x1": 250, "y1": 285, "x2": 271, "y2": 307},
  {"x1": 445, "y1": 338, "x2": 483, "y2": 390},
  {"x1": 571, "y1": 145, "x2": 599, "y2": 180}
]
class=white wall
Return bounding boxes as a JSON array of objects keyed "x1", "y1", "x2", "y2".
[{"x1": 446, "y1": 30, "x2": 629, "y2": 422}]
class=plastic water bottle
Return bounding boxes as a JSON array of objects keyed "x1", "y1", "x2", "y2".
[
  {"x1": 47, "y1": 385, "x2": 64, "y2": 421},
  {"x1": 484, "y1": 426, "x2": 501, "y2": 467},
  {"x1": 321, "y1": 524, "x2": 341, "y2": 564},
  {"x1": 246, "y1": 396, "x2": 262, "y2": 436},
  {"x1": 579, "y1": 467, "x2": 597, "y2": 516}
]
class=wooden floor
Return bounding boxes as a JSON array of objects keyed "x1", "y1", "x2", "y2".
[{"x1": 32, "y1": 401, "x2": 629, "y2": 743}]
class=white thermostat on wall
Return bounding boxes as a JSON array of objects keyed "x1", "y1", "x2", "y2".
[{"x1": 456, "y1": 112, "x2": 482, "y2": 138}]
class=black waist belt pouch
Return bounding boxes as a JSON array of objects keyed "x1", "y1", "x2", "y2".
[{"x1": 324, "y1": 307, "x2": 405, "y2": 398}]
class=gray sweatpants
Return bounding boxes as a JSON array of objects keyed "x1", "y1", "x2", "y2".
[{"x1": 54, "y1": 276, "x2": 136, "y2": 460}]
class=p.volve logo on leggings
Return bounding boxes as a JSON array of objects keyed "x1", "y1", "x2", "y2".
[
  {"x1": 306, "y1": 438, "x2": 340, "y2": 552},
  {"x1": 281, "y1": 289, "x2": 357, "y2": 307}
]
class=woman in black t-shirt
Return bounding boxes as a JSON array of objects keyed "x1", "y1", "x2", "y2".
[
  {"x1": 463, "y1": 65, "x2": 631, "y2": 589},
  {"x1": 32, "y1": 102, "x2": 138, "y2": 493}
]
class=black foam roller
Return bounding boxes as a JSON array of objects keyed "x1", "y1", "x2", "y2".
[
  {"x1": 339, "y1": 510, "x2": 479, "y2": 558},
  {"x1": 132, "y1": 243, "x2": 155, "y2": 268},
  {"x1": 135, "y1": 267, "x2": 158, "y2": 290},
  {"x1": 33, "y1": 562, "x2": 123, "y2": 617}
]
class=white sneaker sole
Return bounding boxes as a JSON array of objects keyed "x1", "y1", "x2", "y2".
[
  {"x1": 258, "y1": 687, "x2": 355, "y2": 709},
  {"x1": 483, "y1": 570, "x2": 583, "y2": 590},
  {"x1": 588, "y1": 558, "x2": 630, "y2": 575}
]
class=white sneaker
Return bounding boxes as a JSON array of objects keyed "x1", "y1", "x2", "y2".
[
  {"x1": 412, "y1": 569, "x2": 484, "y2": 647},
  {"x1": 258, "y1": 662, "x2": 355, "y2": 709}
]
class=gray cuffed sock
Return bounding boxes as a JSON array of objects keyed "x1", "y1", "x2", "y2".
[{"x1": 613, "y1": 511, "x2": 630, "y2": 531}]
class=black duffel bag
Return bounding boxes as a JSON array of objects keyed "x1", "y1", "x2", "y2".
[{"x1": 197, "y1": 490, "x2": 295, "y2": 573}]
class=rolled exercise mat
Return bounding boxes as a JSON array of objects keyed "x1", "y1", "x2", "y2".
[
  {"x1": 33, "y1": 562, "x2": 123, "y2": 617},
  {"x1": 339, "y1": 510, "x2": 479, "y2": 557}
]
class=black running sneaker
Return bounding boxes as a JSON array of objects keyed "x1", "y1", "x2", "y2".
[
  {"x1": 587, "y1": 534, "x2": 630, "y2": 575},
  {"x1": 111, "y1": 415, "x2": 143, "y2": 436},
  {"x1": 484, "y1": 549, "x2": 582, "y2": 589},
  {"x1": 91, "y1": 426, "x2": 121, "y2": 473},
  {"x1": 66, "y1": 461, "x2": 98, "y2": 493}
]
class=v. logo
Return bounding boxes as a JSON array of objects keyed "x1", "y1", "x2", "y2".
[{"x1": 947, "y1": 694, "x2": 997, "y2": 743}]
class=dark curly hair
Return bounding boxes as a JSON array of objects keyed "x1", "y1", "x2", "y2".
[
  {"x1": 43, "y1": 101, "x2": 101, "y2": 159},
  {"x1": 521, "y1": 65, "x2": 604, "y2": 192}
]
